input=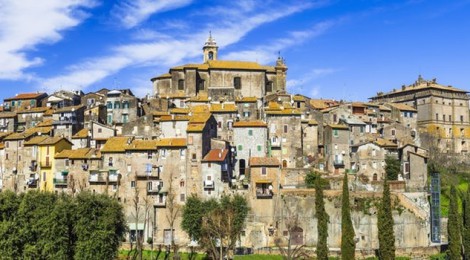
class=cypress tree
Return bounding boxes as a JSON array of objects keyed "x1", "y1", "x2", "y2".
[
  {"x1": 463, "y1": 187, "x2": 470, "y2": 260},
  {"x1": 377, "y1": 175, "x2": 395, "y2": 260},
  {"x1": 341, "y1": 173, "x2": 355, "y2": 260},
  {"x1": 448, "y1": 185, "x2": 461, "y2": 260},
  {"x1": 315, "y1": 173, "x2": 329, "y2": 260}
]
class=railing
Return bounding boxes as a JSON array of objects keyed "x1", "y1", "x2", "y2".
[
  {"x1": 89, "y1": 173, "x2": 106, "y2": 183},
  {"x1": 256, "y1": 191, "x2": 273, "y2": 199},
  {"x1": 333, "y1": 160, "x2": 345, "y2": 167},
  {"x1": 154, "y1": 197, "x2": 166, "y2": 207},
  {"x1": 54, "y1": 177, "x2": 68, "y2": 186}
]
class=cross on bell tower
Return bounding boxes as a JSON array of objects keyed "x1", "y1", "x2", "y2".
[{"x1": 203, "y1": 31, "x2": 218, "y2": 63}]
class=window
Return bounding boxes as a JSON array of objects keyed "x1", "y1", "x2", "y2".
[
  {"x1": 114, "y1": 102, "x2": 120, "y2": 109},
  {"x1": 262, "y1": 167, "x2": 267, "y2": 175},
  {"x1": 108, "y1": 157, "x2": 113, "y2": 167},
  {"x1": 198, "y1": 79, "x2": 205, "y2": 91},
  {"x1": 333, "y1": 129, "x2": 338, "y2": 137},
  {"x1": 443, "y1": 115, "x2": 445, "y2": 122},
  {"x1": 461, "y1": 115, "x2": 465, "y2": 123},
  {"x1": 208, "y1": 51, "x2": 214, "y2": 60},
  {"x1": 208, "y1": 162, "x2": 211, "y2": 168},
  {"x1": 180, "y1": 193, "x2": 186, "y2": 202},
  {"x1": 98, "y1": 128, "x2": 102, "y2": 133},
  {"x1": 257, "y1": 145, "x2": 262, "y2": 152},
  {"x1": 265, "y1": 81, "x2": 273, "y2": 92},
  {"x1": 234, "y1": 77, "x2": 241, "y2": 89},
  {"x1": 284, "y1": 125, "x2": 288, "y2": 134},
  {"x1": 107, "y1": 102, "x2": 112, "y2": 109},
  {"x1": 161, "y1": 149, "x2": 167, "y2": 158},
  {"x1": 147, "y1": 182, "x2": 152, "y2": 191},
  {"x1": 435, "y1": 113, "x2": 439, "y2": 121},
  {"x1": 238, "y1": 145, "x2": 243, "y2": 151},
  {"x1": 43, "y1": 172, "x2": 46, "y2": 181},
  {"x1": 218, "y1": 121, "x2": 222, "y2": 128},
  {"x1": 123, "y1": 101, "x2": 129, "y2": 109},
  {"x1": 180, "y1": 149, "x2": 185, "y2": 157},
  {"x1": 391, "y1": 129, "x2": 396, "y2": 136},
  {"x1": 449, "y1": 115, "x2": 452, "y2": 122},
  {"x1": 5, "y1": 153, "x2": 8, "y2": 160},
  {"x1": 227, "y1": 121, "x2": 233, "y2": 130},
  {"x1": 131, "y1": 181, "x2": 136, "y2": 188},
  {"x1": 248, "y1": 129, "x2": 253, "y2": 136},
  {"x1": 178, "y1": 79, "x2": 185, "y2": 90},
  {"x1": 5, "y1": 142, "x2": 8, "y2": 148},
  {"x1": 107, "y1": 114, "x2": 113, "y2": 124},
  {"x1": 65, "y1": 159, "x2": 69, "y2": 166},
  {"x1": 180, "y1": 180, "x2": 185, "y2": 187},
  {"x1": 243, "y1": 111, "x2": 250, "y2": 117},
  {"x1": 192, "y1": 153, "x2": 197, "y2": 160}
]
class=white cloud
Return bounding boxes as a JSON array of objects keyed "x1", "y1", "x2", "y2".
[
  {"x1": 287, "y1": 68, "x2": 339, "y2": 97},
  {"x1": 0, "y1": 0, "x2": 95, "y2": 80},
  {"x1": 222, "y1": 21, "x2": 335, "y2": 65},
  {"x1": 112, "y1": 0, "x2": 193, "y2": 29},
  {"x1": 39, "y1": 1, "x2": 315, "y2": 92}
]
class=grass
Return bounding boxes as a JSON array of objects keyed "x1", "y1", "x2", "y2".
[
  {"x1": 118, "y1": 250, "x2": 206, "y2": 260},
  {"x1": 234, "y1": 254, "x2": 283, "y2": 260},
  {"x1": 436, "y1": 167, "x2": 470, "y2": 217}
]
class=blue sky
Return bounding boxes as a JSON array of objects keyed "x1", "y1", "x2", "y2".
[{"x1": 1, "y1": 0, "x2": 469, "y2": 102}]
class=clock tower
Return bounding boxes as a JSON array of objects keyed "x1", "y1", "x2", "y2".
[{"x1": 203, "y1": 32, "x2": 218, "y2": 63}]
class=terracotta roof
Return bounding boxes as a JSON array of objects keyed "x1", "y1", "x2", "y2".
[
  {"x1": 207, "y1": 60, "x2": 264, "y2": 70},
  {"x1": 125, "y1": 139, "x2": 158, "y2": 151},
  {"x1": 152, "y1": 111, "x2": 170, "y2": 116},
  {"x1": 101, "y1": 136, "x2": 132, "y2": 153},
  {"x1": 158, "y1": 93, "x2": 189, "y2": 99},
  {"x1": 0, "y1": 132, "x2": 12, "y2": 140},
  {"x1": 190, "y1": 105, "x2": 210, "y2": 113},
  {"x1": 307, "y1": 119, "x2": 318, "y2": 125},
  {"x1": 371, "y1": 78, "x2": 468, "y2": 99},
  {"x1": 159, "y1": 115, "x2": 190, "y2": 121},
  {"x1": 4, "y1": 92, "x2": 47, "y2": 101},
  {"x1": 189, "y1": 113, "x2": 211, "y2": 124},
  {"x1": 265, "y1": 108, "x2": 302, "y2": 115},
  {"x1": 171, "y1": 63, "x2": 209, "y2": 71},
  {"x1": 53, "y1": 105, "x2": 84, "y2": 113},
  {"x1": 233, "y1": 121, "x2": 267, "y2": 128},
  {"x1": 188, "y1": 95, "x2": 210, "y2": 102},
  {"x1": 249, "y1": 157, "x2": 280, "y2": 167},
  {"x1": 351, "y1": 102, "x2": 367, "y2": 107},
  {"x1": 187, "y1": 124, "x2": 205, "y2": 132},
  {"x1": 55, "y1": 149, "x2": 73, "y2": 159},
  {"x1": 36, "y1": 119, "x2": 54, "y2": 127},
  {"x1": 38, "y1": 136, "x2": 72, "y2": 146},
  {"x1": 309, "y1": 99, "x2": 338, "y2": 110},
  {"x1": 0, "y1": 112, "x2": 17, "y2": 118},
  {"x1": 153, "y1": 73, "x2": 171, "y2": 79},
  {"x1": 328, "y1": 124, "x2": 349, "y2": 130},
  {"x1": 43, "y1": 109, "x2": 55, "y2": 116},
  {"x1": 170, "y1": 108, "x2": 190, "y2": 114},
  {"x1": 72, "y1": 128, "x2": 89, "y2": 139},
  {"x1": 24, "y1": 136, "x2": 49, "y2": 146},
  {"x1": 16, "y1": 107, "x2": 50, "y2": 114},
  {"x1": 374, "y1": 138, "x2": 398, "y2": 148},
  {"x1": 156, "y1": 138, "x2": 187, "y2": 147},
  {"x1": 378, "y1": 105, "x2": 392, "y2": 111},
  {"x1": 4, "y1": 126, "x2": 52, "y2": 140},
  {"x1": 386, "y1": 103, "x2": 417, "y2": 112},
  {"x1": 210, "y1": 103, "x2": 237, "y2": 113},
  {"x1": 235, "y1": 97, "x2": 257, "y2": 103},
  {"x1": 56, "y1": 148, "x2": 101, "y2": 159},
  {"x1": 202, "y1": 149, "x2": 229, "y2": 162},
  {"x1": 293, "y1": 95, "x2": 307, "y2": 102}
]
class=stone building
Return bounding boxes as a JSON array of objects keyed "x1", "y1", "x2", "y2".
[
  {"x1": 323, "y1": 124, "x2": 350, "y2": 175},
  {"x1": 105, "y1": 89, "x2": 141, "y2": 132},
  {"x1": 45, "y1": 90, "x2": 82, "y2": 109},
  {"x1": 151, "y1": 34, "x2": 287, "y2": 102},
  {"x1": 0, "y1": 112, "x2": 17, "y2": 132},
  {"x1": 200, "y1": 148, "x2": 232, "y2": 199},
  {"x1": 16, "y1": 107, "x2": 51, "y2": 131},
  {"x1": 52, "y1": 105, "x2": 85, "y2": 139},
  {"x1": 233, "y1": 121, "x2": 267, "y2": 177},
  {"x1": 370, "y1": 76, "x2": 470, "y2": 153},
  {"x1": 3, "y1": 92, "x2": 48, "y2": 111}
]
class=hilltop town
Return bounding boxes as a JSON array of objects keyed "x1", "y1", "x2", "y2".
[{"x1": 0, "y1": 34, "x2": 469, "y2": 258}]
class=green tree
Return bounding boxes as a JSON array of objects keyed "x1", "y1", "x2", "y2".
[
  {"x1": 384, "y1": 156, "x2": 400, "y2": 180},
  {"x1": 74, "y1": 192, "x2": 127, "y2": 260},
  {"x1": 181, "y1": 194, "x2": 249, "y2": 260},
  {"x1": 341, "y1": 173, "x2": 355, "y2": 260},
  {"x1": 447, "y1": 185, "x2": 461, "y2": 260},
  {"x1": 377, "y1": 175, "x2": 395, "y2": 260},
  {"x1": 462, "y1": 187, "x2": 470, "y2": 260},
  {"x1": 315, "y1": 173, "x2": 329, "y2": 260}
]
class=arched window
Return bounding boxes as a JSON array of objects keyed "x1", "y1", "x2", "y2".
[
  {"x1": 208, "y1": 51, "x2": 214, "y2": 60},
  {"x1": 373, "y1": 173, "x2": 378, "y2": 181},
  {"x1": 234, "y1": 77, "x2": 241, "y2": 89},
  {"x1": 282, "y1": 160, "x2": 287, "y2": 168}
]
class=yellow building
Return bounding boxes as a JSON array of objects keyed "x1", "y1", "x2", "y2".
[{"x1": 38, "y1": 137, "x2": 73, "y2": 192}]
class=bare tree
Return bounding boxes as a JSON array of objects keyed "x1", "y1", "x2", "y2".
[{"x1": 165, "y1": 170, "x2": 181, "y2": 259}]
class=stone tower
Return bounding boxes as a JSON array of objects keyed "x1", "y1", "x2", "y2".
[
  {"x1": 275, "y1": 55, "x2": 288, "y2": 92},
  {"x1": 203, "y1": 32, "x2": 218, "y2": 63}
]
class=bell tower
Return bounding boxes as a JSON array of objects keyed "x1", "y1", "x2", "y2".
[{"x1": 203, "y1": 32, "x2": 218, "y2": 63}]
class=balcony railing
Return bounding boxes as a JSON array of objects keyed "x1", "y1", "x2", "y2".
[
  {"x1": 256, "y1": 191, "x2": 273, "y2": 199},
  {"x1": 333, "y1": 160, "x2": 345, "y2": 167},
  {"x1": 204, "y1": 180, "x2": 214, "y2": 189},
  {"x1": 54, "y1": 177, "x2": 68, "y2": 187},
  {"x1": 154, "y1": 197, "x2": 166, "y2": 207},
  {"x1": 26, "y1": 178, "x2": 38, "y2": 188}
]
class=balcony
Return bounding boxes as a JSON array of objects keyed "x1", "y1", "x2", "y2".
[
  {"x1": 89, "y1": 172, "x2": 107, "y2": 184},
  {"x1": 154, "y1": 195, "x2": 166, "y2": 208},
  {"x1": 29, "y1": 161, "x2": 38, "y2": 172},
  {"x1": 147, "y1": 181, "x2": 163, "y2": 194},
  {"x1": 53, "y1": 177, "x2": 68, "y2": 187},
  {"x1": 53, "y1": 116, "x2": 77, "y2": 125},
  {"x1": 333, "y1": 160, "x2": 345, "y2": 168},
  {"x1": 136, "y1": 167, "x2": 161, "y2": 180},
  {"x1": 255, "y1": 183, "x2": 273, "y2": 199},
  {"x1": 26, "y1": 177, "x2": 38, "y2": 188},
  {"x1": 270, "y1": 138, "x2": 281, "y2": 147}
]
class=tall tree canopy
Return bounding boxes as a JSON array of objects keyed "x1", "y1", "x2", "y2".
[
  {"x1": 447, "y1": 185, "x2": 461, "y2": 260},
  {"x1": 385, "y1": 156, "x2": 400, "y2": 181},
  {"x1": 378, "y1": 175, "x2": 395, "y2": 260},
  {"x1": 315, "y1": 173, "x2": 329, "y2": 260},
  {"x1": 341, "y1": 173, "x2": 355, "y2": 260}
]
